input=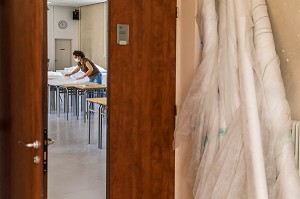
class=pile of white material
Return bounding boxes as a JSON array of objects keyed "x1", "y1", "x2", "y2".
[
  {"x1": 47, "y1": 71, "x2": 90, "y2": 86},
  {"x1": 63, "y1": 65, "x2": 107, "y2": 84},
  {"x1": 174, "y1": 0, "x2": 300, "y2": 198}
]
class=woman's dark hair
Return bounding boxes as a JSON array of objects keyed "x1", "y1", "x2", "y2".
[{"x1": 73, "y1": 50, "x2": 85, "y2": 58}]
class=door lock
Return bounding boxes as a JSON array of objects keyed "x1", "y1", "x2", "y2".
[{"x1": 33, "y1": 155, "x2": 40, "y2": 164}]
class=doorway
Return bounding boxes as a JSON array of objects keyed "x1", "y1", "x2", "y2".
[
  {"x1": 48, "y1": 3, "x2": 108, "y2": 199},
  {"x1": 55, "y1": 39, "x2": 72, "y2": 71},
  {"x1": 0, "y1": 0, "x2": 176, "y2": 198}
]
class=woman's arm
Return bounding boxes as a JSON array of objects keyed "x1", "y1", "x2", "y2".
[
  {"x1": 76, "y1": 61, "x2": 93, "y2": 80},
  {"x1": 65, "y1": 66, "x2": 80, "y2": 77}
]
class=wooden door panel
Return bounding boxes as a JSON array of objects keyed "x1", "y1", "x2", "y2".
[
  {"x1": 108, "y1": 0, "x2": 176, "y2": 198},
  {"x1": 0, "y1": 0, "x2": 47, "y2": 198}
]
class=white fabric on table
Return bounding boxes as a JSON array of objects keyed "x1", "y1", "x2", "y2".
[{"x1": 63, "y1": 65, "x2": 107, "y2": 84}]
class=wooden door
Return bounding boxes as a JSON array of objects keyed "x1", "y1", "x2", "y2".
[
  {"x1": 0, "y1": 0, "x2": 48, "y2": 199},
  {"x1": 108, "y1": 0, "x2": 176, "y2": 198}
]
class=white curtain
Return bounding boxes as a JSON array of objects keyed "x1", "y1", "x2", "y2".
[{"x1": 174, "y1": 0, "x2": 300, "y2": 198}]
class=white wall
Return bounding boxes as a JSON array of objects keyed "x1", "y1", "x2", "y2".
[
  {"x1": 80, "y1": 3, "x2": 107, "y2": 69},
  {"x1": 175, "y1": 0, "x2": 200, "y2": 198},
  {"x1": 47, "y1": 6, "x2": 79, "y2": 71},
  {"x1": 266, "y1": 0, "x2": 300, "y2": 120}
]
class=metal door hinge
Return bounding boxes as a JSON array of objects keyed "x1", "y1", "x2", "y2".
[
  {"x1": 175, "y1": 105, "x2": 178, "y2": 116},
  {"x1": 176, "y1": 7, "x2": 179, "y2": 18}
]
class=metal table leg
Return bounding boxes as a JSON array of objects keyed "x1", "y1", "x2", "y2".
[
  {"x1": 98, "y1": 105, "x2": 102, "y2": 149},
  {"x1": 56, "y1": 86, "x2": 60, "y2": 117},
  {"x1": 76, "y1": 89, "x2": 80, "y2": 120},
  {"x1": 83, "y1": 90, "x2": 88, "y2": 123},
  {"x1": 99, "y1": 105, "x2": 106, "y2": 149},
  {"x1": 88, "y1": 101, "x2": 91, "y2": 144},
  {"x1": 66, "y1": 88, "x2": 69, "y2": 120},
  {"x1": 48, "y1": 85, "x2": 51, "y2": 114},
  {"x1": 73, "y1": 88, "x2": 77, "y2": 116}
]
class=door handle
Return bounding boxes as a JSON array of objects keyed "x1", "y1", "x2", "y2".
[
  {"x1": 18, "y1": 140, "x2": 41, "y2": 164},
  {"x1": 18, "y1": 140, "x2": 40, "y2": 149}
]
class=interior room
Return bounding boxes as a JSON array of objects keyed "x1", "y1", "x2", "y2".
[
  {"x1": 48, "y1": 0, "x2": 300, "y2": 198},
  {"x1": 1, "y1": 0, "x2": 300, "y2": 198},
  {"x1": 47, "y1": 0, "x2": 108, "y2": 198}
]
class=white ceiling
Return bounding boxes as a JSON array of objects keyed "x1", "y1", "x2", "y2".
[{"x1": 47, "y1": 0, "x2": 107, "y2": 7}]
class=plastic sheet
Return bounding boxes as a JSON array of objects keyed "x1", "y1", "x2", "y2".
[
  {"x1": 174, "y1": 0, "x2": 300, "y2": 198},
  {"x1": 47, "y1": 71, "x2": 91, "y2": 86}
]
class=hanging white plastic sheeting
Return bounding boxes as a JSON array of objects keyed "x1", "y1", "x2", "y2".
[
  {"x1": 173, "y1": 0, "x2": 220, "y2": 191},
  {"x1": 174, "y1": 0, "x2": 300, "y2": 198},
  {"x1": 251, "y1": 0, "x2": 300, "y2": 198},
  {"x1": 234, "y1": 0, "x2": 269, "y2": 198}
]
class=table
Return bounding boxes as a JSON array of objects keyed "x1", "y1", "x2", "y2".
[
  {"x1": 59, "y1": 84, "x2": 78, "y2": 120},
  {"x1": 48, "y1": 73, "x2": 92, "y2": 116},
  {"x1": 86, "y1": 97, "x2": 107, "y2": 149},
  {"x1": 74, "y1": 84, "x2": 107, "y2": 122},
  {"x1": 48, "y1": 75, "x2": 102, "y2": 116}
]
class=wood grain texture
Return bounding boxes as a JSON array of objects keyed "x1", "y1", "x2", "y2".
[
  {"x1": 42, "y1": 1, "x2": 48, "y2": 198},
  {"x1": 0, "y1": 0, "x2": 46, "y2": 198},
  {"x1": 108, "y1": 0, "x2": 176, "y2": 198}
]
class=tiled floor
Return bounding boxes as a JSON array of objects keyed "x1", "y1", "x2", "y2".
[{"x1": 48, "y1": 107, "x2": 106, "y2": 199}]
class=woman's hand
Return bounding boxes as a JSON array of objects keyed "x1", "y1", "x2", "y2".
[
  {"x1": 76, "y1": 76, "x2": 84, "y2": 80},
  {"x1": 65, "y1": 66, "x2": 80, "y2": 77}
]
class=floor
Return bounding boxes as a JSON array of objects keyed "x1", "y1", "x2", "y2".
[{"x1": 48, "y1": 104, "x2": 106, "y2": 199}]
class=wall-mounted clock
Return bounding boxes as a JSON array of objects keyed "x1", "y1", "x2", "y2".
[{"x1": 58, "y1": 20, "x2": 68, "y2": 29}]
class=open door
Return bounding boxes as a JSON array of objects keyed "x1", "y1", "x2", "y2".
[
  {"x1": 0, "y1": 0, "x2": 48, "y2": 198},
  {"x1": 108, "y1": 0, "x2": 176, "y2": 198},
  {"x1": 0, "y1": 0, "x2": 175, "y2": 198}
]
